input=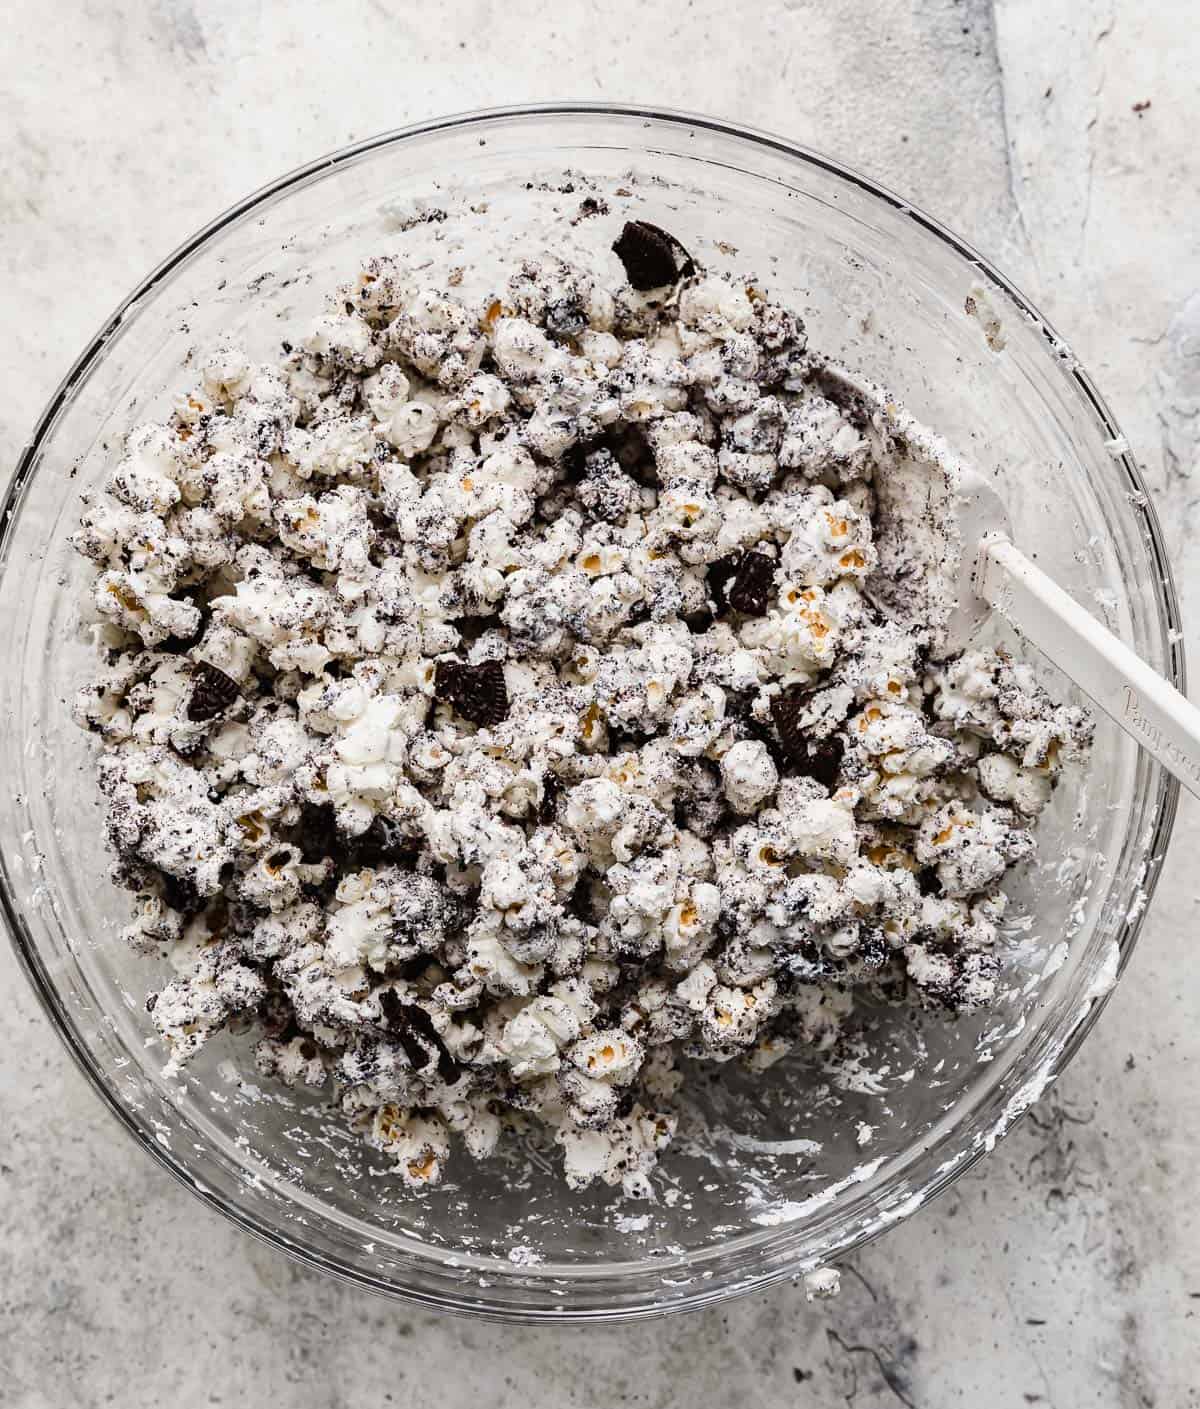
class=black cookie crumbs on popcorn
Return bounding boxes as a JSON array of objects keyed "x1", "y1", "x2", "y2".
[
  {"x1": 780, "y1": 941, "x2": 838, "y2": 985},
  {"x1": 545, "y1": 296, "x2": 588, "y2": 338},
  {"x1": 435, "y1": 659, "x2": 509, "y2": 728},
  {"x1": 611, "y1": 221, "x2": 696, "y2": 291},
  {"x1": 186, "y1": 661, "x2": 241, "y2": 722},
  {"x1": 856, "y1": 927, "x2": 890, "y2": 972},
  {"x1": 726, "y1": 550, "x2": 776, "y2": 616}
]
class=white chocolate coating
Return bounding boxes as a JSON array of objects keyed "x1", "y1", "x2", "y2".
[{"x1": 71, "y1": 231, "x2": 1092, "y2": 1195}]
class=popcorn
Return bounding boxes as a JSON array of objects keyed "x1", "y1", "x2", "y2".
[
  {"x1": 285, "y1": 415, "x2": 378, "y2": 480},
  {"x1": 462, "y1": 928, "x2": 543, "y2": 997},
  {"x1": 368, "y1": 1107, "x2": 452, "y2": 1188},
  {"x1": 255, "y1": 1034, "x2": 328, "y2": 1088},
  {"x1": 445, "y1": 371, "x2": 512, "y2": 428},
  {"x1": 303, "y1": 311, "x2": 379, "y2": 372},
  {"x1": 498, "y1": 986, "x2": 596, "y2": 1079},
  {"x1": 389, "y1": 286, "x2": 485, "y2": 389},
  {"x1": 782, "y1": 792, "x2": 859, "y2": 867},
  {"x1": 72, "y1": 226, "x2": 1088, "y2": 1197},
  {"x1": 669, "y1": 685, "x2": 727, "y2": 757},
  {"x1": 379, "y1": 399, "x2": 442, "y2": 457},
  {"x1": 490, "y1": 316, "x2": 566, "y2": 383},
  {"x1": 323, "y1": 693, "x2": 413, "y2": 830},
  {"x1": 556, "y1": 1104, "x2": 676, "y2": 1196},
  {"x1": 698, "y1": 979, "x2": 777, "y2": 1050},
  {"x1": 120, "y1": 891, "x2": 184, "y2": 954},
  {"x1": 776, "y1": 486, "x2": 876, "y2": 587},
  {"x1": 720, "y1": 739, "x2": 778, "y2": 813},
  {"x1": 201, "y1": 450, "x2": 273, "y2": 526},
  {"x1": 200, "y1": 341, "x2": 253, "y2": 404},
  {"x1": 917, "y1": 803, "x2": 1036, "y2": 899},
  {"x1": 678, "y1": 275, "x2": 755, "y2": 343},
  {"x1": 663, "y1": 884, "x2": 722, "y2": 970},
  {"x1": 93, "y1": 569, "x2": 201, "y2": 646},
  {"x1": 977, "y1": 750, "x2": 1053, "y2": 816},
  {"x1": 779, "y1": 392, "x2": 874, "y2": 483}
]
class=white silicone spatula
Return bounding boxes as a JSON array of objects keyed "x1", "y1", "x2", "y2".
[{"x1": 949, "y1": 468, "x2": 1200, "y2": 800}]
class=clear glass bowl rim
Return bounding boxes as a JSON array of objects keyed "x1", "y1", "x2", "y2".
[{"x1": 1, "y1": 101, "x2": 1184, "y2": 1321}]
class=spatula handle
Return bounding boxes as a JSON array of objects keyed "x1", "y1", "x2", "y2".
[{"x1": 978, "y1": 535, "x2": 1200, "y2": 799}]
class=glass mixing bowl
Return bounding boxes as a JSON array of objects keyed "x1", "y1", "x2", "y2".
[{"x1": 0, "y1": 105, "x2": 1182, "y2": 1321}]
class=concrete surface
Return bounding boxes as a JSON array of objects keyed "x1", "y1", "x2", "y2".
[{"x1": 1, "y1": 1, "x2": 1197, "y2": 1405}]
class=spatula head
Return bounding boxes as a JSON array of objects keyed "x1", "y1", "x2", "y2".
[
  {"x1": 867, "y1": 430, "x2": 1011, "y2": 657},
  {"x1": 942, "y1": 466, "x2": 1012, "y2": 653}
]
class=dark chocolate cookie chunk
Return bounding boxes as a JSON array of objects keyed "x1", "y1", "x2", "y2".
[
  {"x1": 727, "y1": 551, "x2": 776, "y2": 616},
  {"x1": 379, "y1": 989, "x2": 461, "y2": 1083},
  {"x1": 538, "y1": 771, "x2": 562, "y2": 825},
  {"x1": 435, "y1": 659, "x2": 509, "y2": 728},
  {"x1": 770, "y1": 690, "x2": 845, "y2": 789},
  {"x1": 159, "y1": 869, "x2": 202, "y2": 916},
  {"x1": 612, "y1": 221, "x2": 696, "y2": 291},
  {"x1": 794, "y1": 736, "x2": 845, "y2": 791},
  {"x1": 916, "y1": 867, "x2": 943, "y2": 897},
  {"x1": 348, "y1": 814, "x2": 423, "y2": 869},
  {"x1": 186, "y1": 661, "x2": 241, "y2": 722},
  {"x1": 293, "y1": 802, "x2": 339, "y2": 864},
  {"x1": 705, "y1": 554, "x2": 741, "y2": 613}
]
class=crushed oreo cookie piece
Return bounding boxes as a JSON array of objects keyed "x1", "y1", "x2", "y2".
[
  {"x1": 771, "y1": 690, "x2": 844, "y2": 789},
  {"x1": 379, "y1": 989, "x2": 461, "y2": 1083},
  {"x1": 792, "y1": 735, "x2": 845, "y2": 791},
  {"x1": 705, "y1": 554, "x2": 741, "y2": 613},
  {"x1": 725, "y1": 689, "x2": 786, "y2": 774},
  {"x1": 539, "y1": 772, "x2": 562, "y2": 825},
  {"x1": 727, "y1": 551, "x2": 775, "y2": 616},
  {"x1": 435, "y1": 658, "x2": 509, "y2": 728},
  {"x1": 860, "y1": 925, "x2": 890, "y2": 965},
  {"x1": 573, "y1": 195, "x2": 609, "y2": 224},
  {"x1": 159, "y1": 869, "x2": 201, "y2": 916},
  {"x1": 348, "y1": 814, "x2": 422, "y2": 869},
  {"x1": 769, "y1": 687, "x2": 812, "y2": 757},
  {"x1": 293, "y1": 802, "x2": 339, "y2": 865},
  {"x1": 186, "y1": 661, "x2": 240, "y2": 722},
  {"x1": 611, "y1": 221, "x2": 696, "y2": 291},
  {"x1": 916, "y1": 867, "x2": 943, "y2": 897}
]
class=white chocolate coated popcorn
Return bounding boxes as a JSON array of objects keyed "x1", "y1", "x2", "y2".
[{"x1": 72, "y1": 217, "x2": 1089, "y2": 1195}]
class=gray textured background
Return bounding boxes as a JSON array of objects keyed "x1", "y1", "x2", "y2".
[{"x1": 2, "y1": 2, "x2": 1197, "y2": 1405}]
